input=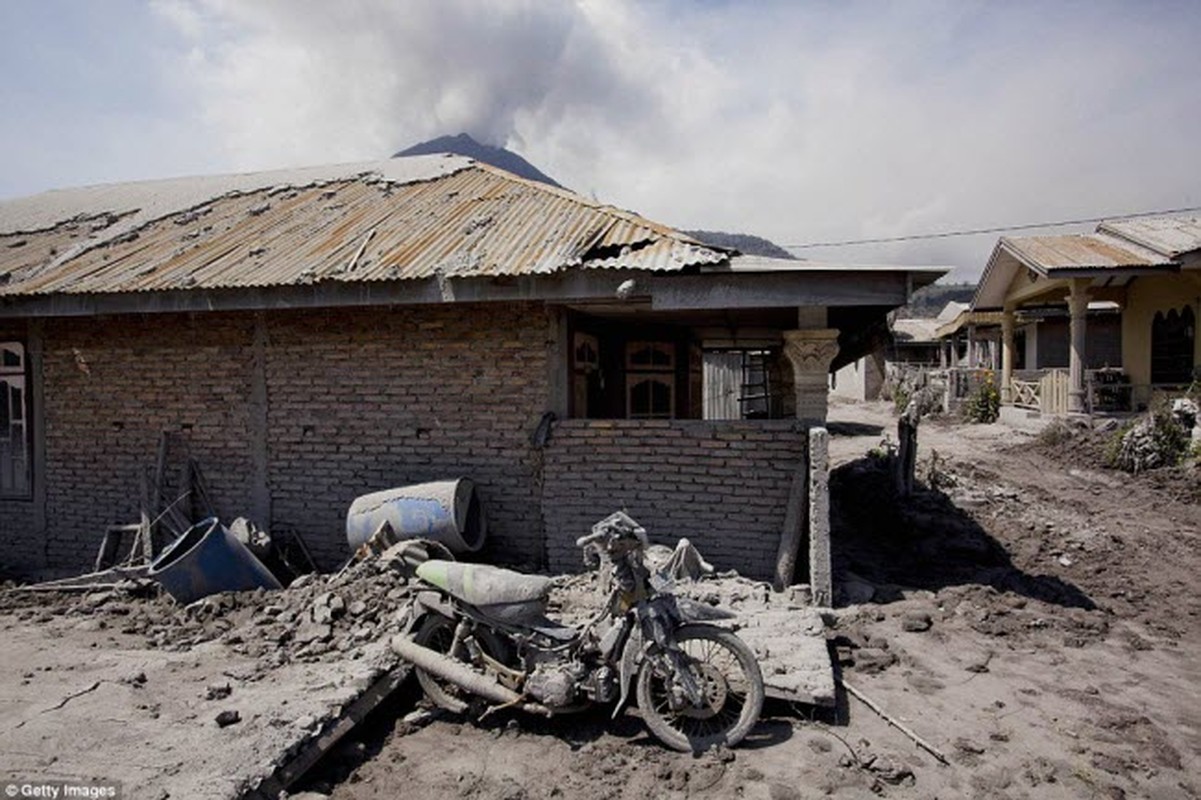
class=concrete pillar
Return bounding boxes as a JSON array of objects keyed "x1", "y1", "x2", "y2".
[
  {"x1": 1000, "y1": 308, "x2": 1015, "y2": 404},
  {"x1": 249, "y1": 313, "x2": 272, "y2": 527},
  {"x1": 808, "y1": 427, "x2": 831, "y2": 607},
  {"x1": 967, "y1": 325, "x2": 978, "y2": 368},
  {"x1": 1067, "y1": 280, "x2": 1090, "y2": 414},
  {"x1": 28, "y1": 319, "x2": 48, "y2": 568},
  {"x1": 782, "y1": 329, "x2": 840, "y2": 424}
]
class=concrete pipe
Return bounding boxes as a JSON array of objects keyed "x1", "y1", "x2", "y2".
[{"x1": 345, "y1": 478, "x2": 486, "y2": 555}]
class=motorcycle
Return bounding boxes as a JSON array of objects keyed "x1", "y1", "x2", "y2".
[{"x1": 391, "y1": 511, "x2": 765, "y2": 752}]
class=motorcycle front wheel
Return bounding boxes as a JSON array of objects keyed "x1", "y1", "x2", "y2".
[
  {"x1": 636, "y1": 623, "x2": 765, "y2": 752},
  {"x1": 412, "y1": 613, "x2": 510, "y2": 714}
]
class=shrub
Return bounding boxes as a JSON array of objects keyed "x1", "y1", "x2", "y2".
[{"x1": 963, "y1": 371, "x2": 1000, "y2": 424}]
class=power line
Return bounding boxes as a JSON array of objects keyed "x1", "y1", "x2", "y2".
[{"x1": 782, "y1": 205, "x2": 1201, "y2": 250}]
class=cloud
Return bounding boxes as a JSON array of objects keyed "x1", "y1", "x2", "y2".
[
  {"x1": 31, "y1": 0, "x2": 1201, "y2": 277},
  {"x1": 154, "y1": 1, "x2": 652, "y2": 166}
]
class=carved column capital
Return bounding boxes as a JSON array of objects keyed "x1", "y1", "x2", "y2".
[
  {"x1": 782, "y1": 329, "x2": 840, "y2": 374},
  {"x1": 783, "y1": 328, "x2": 840, "y2": 424}
]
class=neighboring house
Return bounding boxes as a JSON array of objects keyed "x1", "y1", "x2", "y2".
[
  {"x1": 932, "y1": 301, "x2": 1001, "y2": 371},
  {"x1": 891, "y1": 315, "x2": 944, "y2": 367},
  {"x1": 830, "y1": 305, "x2": 954, "y2": 402},
  {"x1": 0, "y1": 156, "x2": 942, "y2": 598},
  {"x1": 971, "y1": 216, "x2": 1201, "y2": 416}
]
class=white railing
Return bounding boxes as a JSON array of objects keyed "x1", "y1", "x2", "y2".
[
  {"x1": 1008, "y1": 369, "x2": 1069, "y2": 414},
  {"x1": 1010, "y1": 379, "x2": 1039, "y2": 409}
]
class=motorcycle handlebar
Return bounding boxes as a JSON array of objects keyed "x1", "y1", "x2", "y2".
[{"x1": 575, "y1": 529, "x2": 607, "y2": 549}]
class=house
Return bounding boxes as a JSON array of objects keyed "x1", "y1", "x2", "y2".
[
  {"x1": 971, "y1": 216, "x2": 1201, "y2": 416},
  {"x1": 0, "y1": 156, "x2": 944, "y2": 601},
  {"x1": 830, "y1": 303, "x2": 964, "y2": 404}
]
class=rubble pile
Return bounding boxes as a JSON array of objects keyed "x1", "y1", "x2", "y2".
[
  {"x1": 1, "y1": 554, "x2": 419, "y2": 674},
  {"x1": 209, "y1": 558, "x2": 417, "y2": 671},
  {"x1": 1107, "y1": 408, "x2": 1192, "y2": 473},
  {"x1": 551, "y1": 557, "x2": 834, "y2": 705}
]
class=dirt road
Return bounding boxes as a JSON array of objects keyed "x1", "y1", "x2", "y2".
[{"x1": 306, "y1": 400, "x2": 1201, "y2": 800}]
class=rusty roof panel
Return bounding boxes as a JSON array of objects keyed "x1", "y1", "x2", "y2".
[
  {"x1": 1000, "y1": 233, "x2": 1175, "y2": 271},
  {"x1": 1098, "y1": 215, "x2": 1201, "y2": 259},
  {"x1": 0, "y1": 160, "x2": 729, "y2": 297}
]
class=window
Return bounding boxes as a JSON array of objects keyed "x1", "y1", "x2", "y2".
[
  {"x1": 702, "y1": 349, "x2": 777, "y2": 420},
  {"x1": 626, "y1": 341, "x2": 675, "y2": 419},
  {"x1": 571, "y1": 332, "x2": 601, "y2": 417},
  {"x1": 0, "y1": 342, "x2": 31, "y2": 497},
  {"x1": 1151, "y1": 306, "x2": 1196, "y2": 385}
]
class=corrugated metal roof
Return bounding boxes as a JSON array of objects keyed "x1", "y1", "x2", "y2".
[
  {"x1": 999, "y1": 232, "x2": 1175, "y2": 272},
  {"x1": 1097, "y1": 215, "x2": 1201, "y2": 259},
  {"x1": 0, "y1": 157, "x2": 727, "y2": 297},
  {"x1": 0, "y1": 155, "x2": 472, "y2": 236},
  {"x1": 892, "y1": 317, "x2": 942, "y2": 342}
]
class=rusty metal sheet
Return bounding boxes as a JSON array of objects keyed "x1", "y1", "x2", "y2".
[
  {"x1": 0, "y1": 161, "x2": 729, "y2": 297},
  {"x1": 1099, "y1": 215, "x2": 1201, "y2": 258},
  {"x1": 1001, "y1": 233, "x2": 1174, "y2": 271}
]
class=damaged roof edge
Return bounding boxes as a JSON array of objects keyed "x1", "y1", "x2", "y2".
[
  {"x1": 1042, "y1": 263, "x2": 1181, "y2": 278},
  {"x1": 0, "y1": 268, "x2": 926, "y2": 318}
]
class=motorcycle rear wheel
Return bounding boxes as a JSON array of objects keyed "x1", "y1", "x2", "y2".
[
  {"x1": 413, "y1": 613, "x2": 509, "y2": 714},
  {"x1": 636, "y1": 623, "x2": 765, "y2": 752}
]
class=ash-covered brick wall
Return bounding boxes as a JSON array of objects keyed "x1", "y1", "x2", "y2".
[
  {"x1": 263, "y1": 304, "x2": 549, "y2": 568},
  {"x1": 5, "y1": 303, "x2": 551, "y2": 575},
  {"x1": 40, "y1": 313, "x2": 259, "y2": 573},
  {"x1": 541, "y1": 420, "x2": 806, "y2": 581},
  {"x1": 0, "y1": 502, "x2": 39, "y2": 576}
]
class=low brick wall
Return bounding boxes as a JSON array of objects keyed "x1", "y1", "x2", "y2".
[
  {"x1": 541, "y1": 419, "x2": 807, "y2": 581},
  {"x1": 0, "y1": 502, "x2": 41, "y2": 576}
]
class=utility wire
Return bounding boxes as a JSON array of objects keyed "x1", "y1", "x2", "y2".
[{"x1": 782, "y1": 205, "x2": 1201, "y2": 250}]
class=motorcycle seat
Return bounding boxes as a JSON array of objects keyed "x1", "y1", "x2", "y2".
[{"x1": 417, "y1": 560, "x2": 552, "y2": 607}]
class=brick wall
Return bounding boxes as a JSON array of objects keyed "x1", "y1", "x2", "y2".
[
  {"x1": 0, "y1": 302, "x2": 551, "y2": 576},
  {"x1": 262, "y1": 304, "x2": 549, "y2": 567},
  {"x1": 2, "y1": 303, "x2": 808, "y2": 583},
  {"x1": 541, "y1": 419, "x2": 806, "y2": 581},
  {"x1": 40, "y1": 313, "x2": 259, "y2": 573}
]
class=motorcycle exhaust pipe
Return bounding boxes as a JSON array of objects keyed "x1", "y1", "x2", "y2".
[{"x1": 391, "y1": 635, "x2": 553, "y2": 717}]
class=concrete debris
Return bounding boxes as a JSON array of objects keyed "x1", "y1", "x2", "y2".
[
  {"x1": 216, "y1": 709, "x2": 242, "y2": 727},
  {"x1": 900, "y1": 611, "x2": 933, "y2": 632},
  {"x1": 1110, "y1": 409, "x2": 1193, "y2": 473},
  {"x1": 206, "y1": 682, "x2": 232, "y2": 700}
]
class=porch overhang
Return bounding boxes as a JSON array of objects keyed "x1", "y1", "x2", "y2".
[{"x1": 973, "y1": 237, "x2": 1180, "y2": 312}]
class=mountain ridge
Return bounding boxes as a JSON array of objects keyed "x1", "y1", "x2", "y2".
[
  {"x1": 393, "y1": 133, "x2": 795, "y2": 259},
  {"x1": 394, "y1": 133, "x2": 562, "y2": 188}
]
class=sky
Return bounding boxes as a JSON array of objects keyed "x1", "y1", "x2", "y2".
[{"x1": 1, "y1": 0, "x2": 1199, "y2": 281}]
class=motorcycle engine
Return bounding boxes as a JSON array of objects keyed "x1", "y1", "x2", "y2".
[{"x1": 525, "y1": 664, "x2": 579, "y2": 708}]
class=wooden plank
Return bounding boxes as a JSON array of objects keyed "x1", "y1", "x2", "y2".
[{"x1": 138, "y1": 469, "x2": 153, "y2": 564}]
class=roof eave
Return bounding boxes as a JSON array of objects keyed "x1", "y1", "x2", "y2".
[
  {"x1": 0, "y1": 267, "x2": 927, "y2": 319},
  {"x1": 1042, "y1": 263, "x2": 1180, "y2": 279}
]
